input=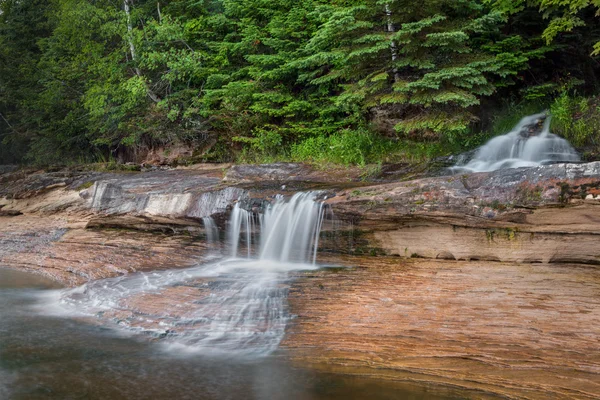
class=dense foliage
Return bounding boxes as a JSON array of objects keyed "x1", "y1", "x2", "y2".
[{"x1": 0, "y1": 0, "x2": 599, "y2": 165}]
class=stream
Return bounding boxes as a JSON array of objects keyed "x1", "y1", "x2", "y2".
[
  {"x1": 0, "y1": 268, "x2": 482, "y2": 400},
  {"x1": 0, "y1": 112, "x2": 596, "y2": 399}
]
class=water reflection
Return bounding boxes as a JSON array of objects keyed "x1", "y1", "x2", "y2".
[{"x1": 0, "y1": 268, "x2": 475, "y2": 399}]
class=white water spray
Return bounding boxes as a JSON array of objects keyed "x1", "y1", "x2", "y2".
[
  {"x1": 454, "y1": 113, "x2": 580, "y2": 173},
  {"x1": 228, "y1": 205, "x2": 258, "y2": 258}
]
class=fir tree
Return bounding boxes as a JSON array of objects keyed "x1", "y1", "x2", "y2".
[{"x1": 302, "y1": 0, "x2": 513, "y2": 139}]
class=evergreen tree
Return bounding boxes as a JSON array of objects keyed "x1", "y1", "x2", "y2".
[
  {"x1": 197, "y1": 0, "x2": 348, "y2": 158},
  {"x1": 0, "y1": 0, "x2": 53, "y2": 162},
  {"x1": 301, "y1": 0, "x2": 517, "y2": 140},
  {"x1": 0, "y1": 0, "x2": 599, "y2": 164},
  {"x1": 488, "y1": 0, "x2": 600, "y2": 55}
]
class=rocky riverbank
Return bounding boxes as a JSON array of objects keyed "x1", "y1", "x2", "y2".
[
  {"x1": 283, "y1": 256, "x2": 600, "y2": 399},
  {"x1": 1, "y1": 162, "x2": 599, "y2": 398}
]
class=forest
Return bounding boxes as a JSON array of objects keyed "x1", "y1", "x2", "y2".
[{"x1": 0, "y1": 0, "x2": 599, "y2": 166}]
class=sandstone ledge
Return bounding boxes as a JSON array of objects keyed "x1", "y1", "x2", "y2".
[
  {"x1": 0, "y1": 215, "x2": 213, "y2": 286},
  {"x1": 284, "y1": 256, "x2": 600, "y2": 400},
  {"x1": 2, "y1": 162, "x2": 600, "y2": 399},
  {"x1": 326, "y1": 162, "x2": 600, "y2": 265}
]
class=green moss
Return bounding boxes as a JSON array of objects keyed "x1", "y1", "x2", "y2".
[
  {"x1": 516, "y1": 185, "x2": 543, "y2": 204},
  {"x1": 76, "y1": 181, "x2": 94, "y2": 191},
  {"x1": 505, "y1": 228, "x2": 516, "y2": 241},
  {"x1": 486, "y1": 227, "x2": 518, "y2": 242},
  {"x1": 353, "y1": 247, "x2": 365, "y2": 255}
]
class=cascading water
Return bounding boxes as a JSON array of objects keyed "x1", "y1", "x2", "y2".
[
  {"x1": 260, "y1": 192, "x2": 325, "y2": 264},
  {"x1": 228, "y1": 205, "x2": 258, "y2": 258},
  {"x1": 58, "y1": 192, "x2": 326, "y2": 357},
  {"x1": 453, "y1": 113, "x2": 580, "y2": 173},
  {"x1": 229, "y1": 192, "x2": 325, "y2": 264},
  {"x1": 202, "y1": 217, "x2": 219, "y2": 245}
]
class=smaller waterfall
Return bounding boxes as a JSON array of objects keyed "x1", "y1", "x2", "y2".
[
  {"x1": 454, "y1": 113, "x2": 580, "y2": 173},
  {"x1": 202, "y1": 217, "x2": 219, "y2": 244},
  {"x1": 228, "y1": 205, "x2": 258, "y2": 258}
]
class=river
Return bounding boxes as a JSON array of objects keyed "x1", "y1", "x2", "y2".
[{"x1": 0, "y1": 268, "x2": 487, "y2": 400}]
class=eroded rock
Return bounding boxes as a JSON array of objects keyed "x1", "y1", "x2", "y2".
[
  {"x1": 284, "y1": 256, "x2": 600, "y2": 400},
  {"x1": 2, "y1": 161, "x2": 600, "y2": 399},
  {"x1": 327, "y1": 162, "x2": 600, "y2": 264}
]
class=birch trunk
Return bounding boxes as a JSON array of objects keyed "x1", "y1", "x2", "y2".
[
  {"x1": 124, "y1": 0, "x2": 137, "y2": 65},
  {"x1": 123, "y1": 0, "x2": 161, "y2": 103},
  {"x1": 385, "y1": 3, "x2": 400, "y2": 83}
]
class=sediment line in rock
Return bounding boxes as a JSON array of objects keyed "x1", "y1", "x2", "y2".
[
  {"x1": 283, "y1": 257, "x2": 600, "y2": 400},
  {"x1": 2, "y1": 162, "x2": 600, "y2": 399}
]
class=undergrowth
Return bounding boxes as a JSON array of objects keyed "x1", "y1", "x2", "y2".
[{"x1": 550, "y1": 93, "x2": 600, "y2": 159}]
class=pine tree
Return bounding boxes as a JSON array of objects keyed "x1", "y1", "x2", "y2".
[
  {"x1": 196, "y1": 0, "x2": 350, "y2": 158},
  {"x1": 0, "y1": 0, "x2": 53, "y2": 162},
  {"x1": 488, "y1": 0, "x2": 600, "y2": 55},
  {"x1": 302, "y1": 0, "x2": 512, "y2": 140}
]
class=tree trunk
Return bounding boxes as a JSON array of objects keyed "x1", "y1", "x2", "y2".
[
  {"x1": 123, "y1": 0, "x2": 161, "y2": 103},
  {"x1": 385, "y1": 3, "x2": 400, "y2": 83},
  {"x1": 124, "y1": 0, "x2": 138, "y2": 65}
]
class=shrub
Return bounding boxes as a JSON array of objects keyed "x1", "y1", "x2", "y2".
[
  {"x1": 550, "y1": 92, "x2": 600, "y2": 151},
  {"x1": 290, "y1": 129, "x2": 392, "y2": 166}
]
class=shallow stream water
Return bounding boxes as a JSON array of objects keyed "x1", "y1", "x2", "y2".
[{"x1": 0, "y1": 268, "x2": 484, "y2": 400}]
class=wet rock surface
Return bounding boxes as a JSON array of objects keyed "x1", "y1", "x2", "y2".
[
  {"x1": 0, "y1": 168, "x2": 114, "y2": 199},
  {"x1": 2, "y1": 161, "x2": 600, "y2": 280},
  {"x1": 224, "y1": 163, "x2": 365, "y2": 183},
  {"x1": 2, "y1": 161, "x2": 600, "y2": 277},
  {"x1": 328, "y1": 162, "x2": 600, "y2": 264},
  {"x1": 2, "y1": 161, "x2": 600, "y2": 398},
  {"x1": 0, "y1": 215, "x2": 212, "y2": 286},
  {"x1": 284, "y1": 256, "x2": 600, "y2": 399}
]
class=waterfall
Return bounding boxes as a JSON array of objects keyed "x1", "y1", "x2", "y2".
[
  {"x1": 228, "y1": 192, "x2": 325, "y2": 264},
  {"x1": 59, "y1": 191, "x2": 326, "y2": 357},
  {"x1": 202, "y1": 217, "x2": 219, "y2": 244},
  {"x1": 453, "y1": 113, "x2": 580, "y2": 173},
  {"x1": 228, "y1": 204, "x2": 256, "y2": 258},
  {"x1": 259, "y1": 192, "x2": 325, "y2": 264}
]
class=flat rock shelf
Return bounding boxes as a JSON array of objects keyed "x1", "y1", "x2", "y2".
[{"x1": 1, "y1": 161, "x2": 600, "y2": 399}]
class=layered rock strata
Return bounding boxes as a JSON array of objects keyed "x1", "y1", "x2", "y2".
[
  {"x1": 328, "y1": 162, "x2": 600, "y2": 265},
  {"x1": 283, "y1": 256, "x2": 600, "y2": 399},
  {"x1": 1, "y1": 162, "x2": 600, "y2": 399}
]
